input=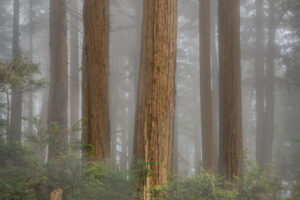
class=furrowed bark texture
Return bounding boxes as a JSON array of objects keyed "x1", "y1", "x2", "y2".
[
  {"x1": 10, "y1": 0, "x2": 22, "y2": 143},
  {"x1": 82, "y1": 0, "x2": 110, "y2": 161},
  {"x1": 255, "y1": 0, "x2": 266, "y2": 168},
  {"x1": 200, "y1": 0, "x2": 216, "y2": 172},
  {"x1": 48, "y1": 0, "x2": 68, "y2": 160},
  {"x1": 218, "y1": 0, "x2": 243, "y2": 184},
  {"x1": 133, "y1": 0, "x2": 177, "y2": 199}
]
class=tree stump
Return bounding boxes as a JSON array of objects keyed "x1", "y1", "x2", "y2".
[{"x1": 50, "y1": 189, "x2": 63, "y2": 200}]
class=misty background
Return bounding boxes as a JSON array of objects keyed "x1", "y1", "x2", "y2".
[{"x1": 0, "y1": 0, "x2": 300, "y2": 199}]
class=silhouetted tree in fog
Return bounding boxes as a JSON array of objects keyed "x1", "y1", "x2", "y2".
[
  {"x1": 9, "y1": 0, "x2": 22, "y2": 143},
  {"x1": 48, "y1": 0, "x2": 68, "y2": 160},
  {"x1": 69, "y1": 0, "x2": 80, "y2": 145},
  {"x1": 264, "y1": 0, "x2": 276, "y2": 169},
  {"x1": 255, "y1": 0, "x2": 266, "y2": 169},
  {"x1": 27, "y1": 0, "x2": 34, "y2": 135},
  {"x1": 199, "y1": 0, "x2": 216, "y2": 173}
]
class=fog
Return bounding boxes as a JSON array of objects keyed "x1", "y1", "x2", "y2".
[{"x1": 0, "y1": 0, "x2": 300, "y2": 199}]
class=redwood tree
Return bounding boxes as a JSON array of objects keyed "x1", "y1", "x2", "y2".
[
  {"x1": 9, "y1": 0, "x2": 22, "y2": 143},
  {"x1": 47, "y1": 0, "x2": 68, "y2": 160},
  {"x1": 264, "y1": 0, "x2": 276, "y2": 168},
  {"x1": 82, "y1": 0, "x2": 110, "y2": 161},
  {"x1": 69, "y1": 0, "x2": 80, "y2": 145},
  {"x1": 255, "y1": 0, "x2": 266, "y2": 168},
  {"x1": 218, "y1": 0, "x2": 243, "y2": 184},
  {"x1": 133, "y1": 0, "x2": 177, "y2": 199},
  {"x1": 199, "y1": 0, "x2": 216, "y2": 172}
]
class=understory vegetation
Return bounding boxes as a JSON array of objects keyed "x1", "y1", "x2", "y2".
[{"x1": 0, "y1": 138, "x2": 299, "y2": 200}]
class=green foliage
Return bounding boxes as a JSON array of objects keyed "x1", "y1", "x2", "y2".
[
  {"x1": 0, "y1": 135, "x2": 295, "y2": 200},
  {"x1": 0, "y1": 140, "x2": 48, "y2": 200},
  {"x1": 150, "y1": 172, "x2": 236, "y2": 200},
  {"x1": 0, "y1": 137, "x2": 140, "y2": 200},
  {"x1": 0, "y1": 56, "x2": 47, "y2": 139},
  {"x1": 149, "y1": 165, "x2": 285, "y2": 200},
  {"x1": 238, "y1": 165, "x2": 282, "y2": 200},
  {"x1": 288, "y1": 170, "x2": 300, "y2": 200},
  {"x1": 0, "y1": 56, "x2": 47, "y2": 92}
]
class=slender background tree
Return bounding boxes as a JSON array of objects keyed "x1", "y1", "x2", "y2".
[{"x1": 47, "y1": 0, "x2": 68, "y2": 160}]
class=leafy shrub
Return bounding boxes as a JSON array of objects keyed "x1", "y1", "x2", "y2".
[
  {"x1": 238, "y1": 165, "x2": 282, "y2": 200},
  {"x1": 0, "y1": 138, "x2": 294, "y2": 200},
  {"x1": 0, "y1": 139, "x2": 139, "y2": 200},
  {"x1": 287, "y1": 171, "x2": 300, "y2": 200},
  {"x1": 0, "y1": 140, "x2": 48, "y2": 200},
  {"x1": 150, "y1": 172, "x2": 236, "y2": 200},
  {"x1": 149, "y1": 165, "x2": 284, "y2": 200}
]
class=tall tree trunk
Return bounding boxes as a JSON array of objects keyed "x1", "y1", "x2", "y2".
[
  {"x1": 10, "y1": 0, "x2": 22, "y2": 144},
  {"x1": 199, "y1": 0, "x2": 216, "y2": 172},
  {"x1": 210, "y1": 0, "x2": 219, "y2": 172},
  {"x1": 69, "y1": 0, "x2": 80, "y2": 145},
  {"x1": 128, "y1": 0, "x2": 143, "y2": 170},
  {"x1": 27, "y1": 0, "x2": 34, "y2": 135},
  {"x1": 48, "y1": 0, "x2": 68, "y2": 160},
  {"x1": 218, "y1": 0, "x2": 243, "y2": 184},
  {"x1": 255, "y1": 0, "x2": 266, "y2": 169},
  {"x1": 12, "y1": 0, "x2": 20, "y2": 57},
  {"x1": 82, "y1": 0, "x2": 110, "y2": 161},
  {"x1": 133, "y1": 0, "x2": 177, "y2": 199},
  {"x1": 264, "y1": 0, "x2": 276, "y2": 168}
]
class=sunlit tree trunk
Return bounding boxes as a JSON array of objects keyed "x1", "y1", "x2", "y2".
[
  {"x1": 199, "y1": 0, "x2": 216, "y2": 172},
  {"x1": 264, "y1": 0, "x2": 276, "y2": 168},
  {"x1": 48, "y1": 0, "x2": 68, "y2": 160},
  {"x1": 218, "y1": 0, "x2": 243, "y2": 185},
  {"x1": 69, "y1": 0, "x2": 80, "y2": 145},
  {"x1": 9, "y1": 0, "x2": 22, "y2": 144},
  {"x1": 133, "y1": 0, "x2": 177, "y2": 198},
  {"x1": 82, "y1": 0, "x2": 110, "y2": 161},
  {"x1": 255, "y1": 0, "x2": 266, "y2": 169}
]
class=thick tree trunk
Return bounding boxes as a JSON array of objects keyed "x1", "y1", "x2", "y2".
[
  {"x1": 48, "y1": 0, "x2": 68, "y2": 160},
  {"x1": 218, "y1": 0, "x2": 243, "y2": 184},
  {"x1": 69, "y1": 0, "x2": 80, "y2": 145},
  {"x1": 133, "y1": 0, "x2": 177, "y2": 199},
  {"x1": 9, "y1": 0, "x2": 22, "y2": 144},
  {"x1": 264, "y1": 0, "x2": 276, "y2": 168},
  {"x1": 255, "y1": 0, "x2": 266, "y2": 169},
  {"x1": 200, "y1": 0, "x2": 216, "y2": 172},
  {"x1": 82, "y1": 0, "x2": 110, "y2": 161}
]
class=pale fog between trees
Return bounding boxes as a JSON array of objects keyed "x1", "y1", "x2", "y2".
[{"x1": 0, "y1": 0, "x2": 300, "y2": 200}]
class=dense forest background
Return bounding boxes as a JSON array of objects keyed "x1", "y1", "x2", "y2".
[{"x1": 0, "y1": 0, "x2": 300, "y2": 199}]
